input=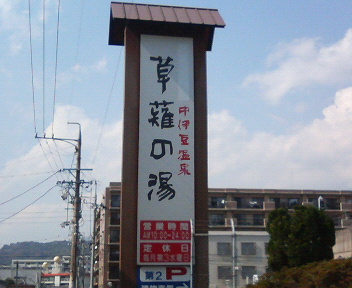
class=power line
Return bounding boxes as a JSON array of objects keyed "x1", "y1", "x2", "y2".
[
  {"x1": 54, "y1": 140, "x2": 66, "y2": 175},
  {"x1": 45, "y1": 139, "x2": 61, "y2": 172},
  {"x1": 38, "y1": 140, "x2": 61, "y2": 181},
  {"x1": 0, "y1": 184, "x2": 57, "y2": 224},
  {"x1": 51, "y1": 0, "x2": 61, "y2": 136},
  {"x1": 67, "y1": 0, "x2": 86, "y2": 112},
  {"x1": 42, "y1": 0, "x2": 46, "y2": 133},
  {"x1": 91, "y1": 47, "x2": 123, "y2": 165},
  {"x1": 0, "y1": 212, "x2": 66, "y2": 215},
  {"x1": 0, "y1": 170, "x2": 60, "y2": 206},
  {"x1": 0, "y1": 171, "x2": 53, "y2": 179},
  {"x1": 0, "y1": 219, "x2": 66, "y2": 223},
  {"x1": 28, "y1": 0, "x2": 37, "y2": 136},
  {"x1": 0, "y1": 145, "x2": 72, "y2": 170}
]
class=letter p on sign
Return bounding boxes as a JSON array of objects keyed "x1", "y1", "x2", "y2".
[{"x1": 166, "y1": 267, "x2": 187, "y2": 280}]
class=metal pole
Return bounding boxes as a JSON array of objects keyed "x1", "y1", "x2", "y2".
[
  {"x1": 230, "y1": 219, "x2": 236, "y2": 288},
  {"x1": 15, "y1": 261, "x2": 19, "y2": 288},
  {"x1": 90, "y1": 183, "x2": 97, "y2": 288},
  {"x1": 69, "y1": 123, "x2": 82, "y2": 288}
]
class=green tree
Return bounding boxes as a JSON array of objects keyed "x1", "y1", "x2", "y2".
[
  {"x1": 267, "y1": 208, "x2": 291, "y2": 271},
  {"x1": 267, "y1": 205, "x2": 335, "y2": 271},
  {"x1": 5, "y1": 278, "x2": 15, "y2": 286}
]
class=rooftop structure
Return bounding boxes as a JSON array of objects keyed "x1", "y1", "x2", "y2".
[{"x1": 109, "y1": 1, "x2": 225, "y2": 50}]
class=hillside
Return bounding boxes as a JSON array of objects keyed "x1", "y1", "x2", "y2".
[{"x1": 0, "y1": 241, "x2": 72, "y2": 265}]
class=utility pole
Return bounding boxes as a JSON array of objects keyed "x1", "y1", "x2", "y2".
[
  {"x1": 89, "y1": 183, "x2": 97, "y2": 288},
  {"x1": 69, "y1": 122, "x2": 81, "y2": 288},
  {"x1": 36, "y1": 122, "x2": 93, "y2": 288},
  {"x1": 15, "y1": 261, "x2": 19, "y2": 288}
]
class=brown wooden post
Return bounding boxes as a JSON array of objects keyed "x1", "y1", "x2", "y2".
[
  {"x1": 119, "y1": 25, "x2": 140, "y2": 288},
  {"x1": 109, "y1": 3, "x2": 225, "y2": 288},
  {"x1": 193, "y1": 27, "x2": 210, "y2": 288}
]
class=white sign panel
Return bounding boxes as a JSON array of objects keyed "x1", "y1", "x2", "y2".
[{"x1": 138, "y1": 35, "x2": 194, "y2": 265}]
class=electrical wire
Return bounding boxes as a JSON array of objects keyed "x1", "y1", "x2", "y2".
[
  {"x1": 38, "y1": 140, "x2": 60, "y2": 180},
  {"x1": 28, "y1": 0, "x2": 37, "y2": 136},
  {"x1": 51, "y1": 0, "x2": 61, "y2": 136},
  {"x1": 0, "y1": 171, "x2": 53, "y2": 179},
  {"x1": 0, "y1": 147, "x2": 66, "y2": 170},
  {"x1": 0, "y1": 170, "x2": 60, "y2": 206},
  {"x1": 0, "y1": 211, "x2": 66, "y2": 215},
  {"x1": 54, "y1": 140, "x2": 66, "y2": 175},
  {"x1": 90, "y1": 2, "x2": 135, "y2": 166},
  {"x1": 67, "y1": 0, "x2": 85, "y2": 111},
  {"x1": 91, "y1": 47, "x2": 123, "y2": 165},
  {"x1": 0, "y1": 184, "x2": 57, "y2": 224},
  {"x1": 42, "y1": 0, "x2": 46, "y2": 133},
  {"x1": 45, "y1": 139, "x2": 61, "y2": 172}
]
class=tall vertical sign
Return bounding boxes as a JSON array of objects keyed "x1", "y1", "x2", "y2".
[
  {"x1": 109, "y1": 3, "x2": 225, "y2": 288},
  {"x1": 138, "y1": 35, "x2": 194, "y2": 265}
]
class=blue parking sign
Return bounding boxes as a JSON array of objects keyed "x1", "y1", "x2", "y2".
[{"x1": 138, "y1": 266, "x2": 191, "y2": 288}]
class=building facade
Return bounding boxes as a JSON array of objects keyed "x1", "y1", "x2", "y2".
[
  {"x1": 93, "y1": 183, "x2": 121, "y2": 288},
  {"x1": 208, "y1": 188, "x2": 352, "y2": 231},
  {"x1": 0, "y1": 256, "x2": 89, "y2": 288},
  {"x1": 209, "y1": 231, "x2": 269, "y2": 288},
  {"x1": 333, "y1": 226, "x2": 352, "y2": 258},
  {"x1": 93, "y1": 184, "x2": 352, "y2": 288}
]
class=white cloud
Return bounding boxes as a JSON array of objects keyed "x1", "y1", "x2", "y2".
[
  {"x1": 243, "y1": 29, "x2": 352, "y2": 103},
  {"x1": 0, "y1": 0, "x2": 63, "y2": 54},
  {"x1": 208, "y1": 87, "x2": 352, "y2": 190},
  {"x1": 0, "y1": 105, "x2": 122, "y2": 247},
  {"x1": 91, "y1": 58, "x2": 107, "y2": 71},
  {"x1": 0, "y1": 0, "x2": 33, "y2": 54},
  {"x1": 57, "y1": 59, "x2": 109, "y2": 87}
]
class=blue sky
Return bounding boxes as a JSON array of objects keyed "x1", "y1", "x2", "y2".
[{"x1": 1, "y1": 0, "x2": 352, "y2": 246}]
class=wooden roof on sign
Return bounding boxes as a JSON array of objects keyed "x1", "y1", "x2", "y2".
[{"x1": 109, "y1": 2, "x2": 225, "y2": 50}]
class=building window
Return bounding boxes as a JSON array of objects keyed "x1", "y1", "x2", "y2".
[
  {"x1": 234, "y1": 214, "x2": 246, "y2": 226},
  {"x1": 269, "y1": 197, "x2": 302, "y2": 209},
  {"x1": 218, "y1": 266, "x2": 232, "y2": 280},
  {"x1": 233, "y1": 197, "x2": 243, "y2": 208},
  {"x1": 249, "y1": 197, "x2": 264, "y2": 209},
  {"x1": 241, "y1": 266, "x2": 256, "y2": 280},
  {"x1": 288, "y1": 198, "x2": 300, "y2": 208},
  {"x1": 110, "y1": 212, "x2": 120, "y2": 225},
  {"x1": 110, "y1": 248, "x2": 120, "y2": 261},
  {"x1": 209, "y1": 197, "x2": 225, "y2": 208},
  {"x1": 110, "y1": 229, "x2": 120, "y2": 243},
  {"x1": 241, "y1": 243, "x2": 256, "y2": 256},
  {"x1": 308, "y1": 197, "x2": 318, "y2": 208},
  {"x1": 217, "y1": 242, "x2": 231, "y2": 256},
  {"x1": 253, "y1": 214, "x2": 264, "y2": 226},
  {"x1": 209, "y1": 213, "x2": 225, "y2": 226},
  {"x1": 270, "y1": 197, "x2": 280, "y2": 209},
  {"x1": 109, "y1": 264, "x2": 120, "y2": 280},
  {"x1": 111, "y1": 194, "x2": 121, "y2": 207},
  {"x1": 325, "y1": 198, "x2": 339, "y2": 210},
  {"x1": 233, "y1": 197, "x2": 264, "y2": 209}
]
